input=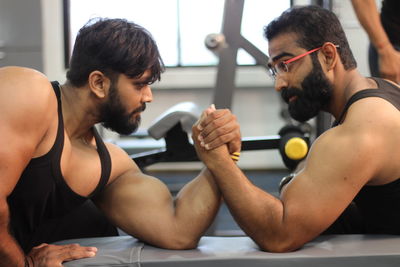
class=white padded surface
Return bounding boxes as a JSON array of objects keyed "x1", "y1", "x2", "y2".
[{"x1": 58, "y1": 235, "x2": 400, "y2": 266}]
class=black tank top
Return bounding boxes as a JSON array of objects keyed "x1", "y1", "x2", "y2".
[
  {"x1": 7, "y1": 81, "x2": 112, "y2": 251},
  {"x1": 333, "y1": 77, "x2": 400, "y2": 234},
  {"x1": 381, "y1": 0, "x2": 400, "y2": 45}
]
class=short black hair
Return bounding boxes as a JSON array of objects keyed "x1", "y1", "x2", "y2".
[
  {"x1": 66, "y1": 18, "x2": 164, "y2": 87},
  {"x1": 264, "y1": 5, "x2": 357, "y2": 70}
]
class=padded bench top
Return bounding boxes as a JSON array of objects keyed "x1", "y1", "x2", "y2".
[{"x1": 58, "y1": 235, "x2": 400, "y2": 266}]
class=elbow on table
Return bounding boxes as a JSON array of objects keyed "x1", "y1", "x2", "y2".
[
  {"x1": 256, "y1": 235, "x2": 305, "y2": 253},
  {"x1": 155, "y1": 234, "x2": 200, "y2": 250}
]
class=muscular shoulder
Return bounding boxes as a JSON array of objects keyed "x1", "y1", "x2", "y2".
[
  {"x1": 0, "y1": 67, "x2": 58, "y2": 194},
  {"x1": 307, "y1": 97, "x2": 399, "y2": 181},
  {"x1": 343, "y1": 96, "x2": 400, "y2": 138},
  {"x1": 103, "y1": 141, "x2": 141, "y2": 183},
  {"x1": 0, "y1": 66, "x2": 57, "y2": 126}
]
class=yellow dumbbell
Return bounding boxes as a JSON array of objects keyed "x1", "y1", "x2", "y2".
[{"x1": 284, "y1": 137, "x2": 308, "y2": 160}]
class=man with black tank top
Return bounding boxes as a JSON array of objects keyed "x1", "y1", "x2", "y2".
[
  {"x1": 192, "y1": 5, "x2": 400, "y2": 252},
  {"x1": 351, "y1": 0, "x2": 400, "y2": 83},
  {"x1": 0, "y1": 19, "x2": 241, "y2": 266}
]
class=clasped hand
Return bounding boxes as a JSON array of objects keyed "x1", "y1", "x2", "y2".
[{"x1": 192, "y1": 105, "x2": 241, "y2": 162}]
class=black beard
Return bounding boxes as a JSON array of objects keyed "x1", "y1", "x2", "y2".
[
  {"x1": 281, "y1": 56, "x2": 333, "y2": 122},
  {"x1": 99, "y1": 84, "x2": 146, "y2": 135}
]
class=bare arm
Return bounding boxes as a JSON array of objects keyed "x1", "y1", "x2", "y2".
[
  {"x1": 193, "y1": 100, "x2": 391, "y2": 252},
  {"x1": 95, "y1": 150, "x2": 221, "y2": 249},
  {"x1": 351, "y1": 0, "x2": 400, "y2": 82},
  {"x1": 0, "y1": 202, "x2": 25, "y2": 266},
  {"x1": 95, "y1": 106, "x2": 241, "y2": 249},
  {"x1": 0, "y1": 67, "x2": 55, "y2": 266},
  {"x1": 195, "y1": 129, "x2": 377, "y2": 252},
  {"x1": 0, "y1": 67, "x2": 96, "y2": 266}
]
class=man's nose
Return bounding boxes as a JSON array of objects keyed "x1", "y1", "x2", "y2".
[
  {"x1": 274, "y1": 75, "x2": 288, "y2": 92},
  {"x1": 142, "y1": 85, "x2": 153, "y2": 103}
]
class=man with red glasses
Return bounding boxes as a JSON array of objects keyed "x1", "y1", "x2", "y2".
[{"x1": 193, "y1": 5, "x2": 400, "y2": 252}]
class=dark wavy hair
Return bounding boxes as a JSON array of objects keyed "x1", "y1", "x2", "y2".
[
  {"x1": 66, "y1": 18, "x2": 164, "y2": 87},
  {"x1": 264, "y1": 5, "x2": 357, "y2": 70}
]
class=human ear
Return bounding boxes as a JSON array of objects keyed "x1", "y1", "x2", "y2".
[
  {"x1": 88, "y1": 71, "x2": 110, "y2": 99},
  {"x1": 320, "y1": 42, "x2": 339, "y2": 71}
]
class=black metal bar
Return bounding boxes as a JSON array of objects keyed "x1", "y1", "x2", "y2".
[
  {"x1": 131, "y1": 135, "x2": 285, "y2": 169},
  {"x1": 63, "y1": 0, "x2": 71, "y2": 68}
]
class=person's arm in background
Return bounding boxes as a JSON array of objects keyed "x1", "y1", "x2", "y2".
[{"x1": 351, "y1": 0, "x2": 400, "y2": 83}]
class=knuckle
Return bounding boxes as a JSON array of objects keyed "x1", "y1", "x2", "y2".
[
  {"x1": 215, "y1": 128, "x2": 223, "y2": 135},
  {"x1": 203, "y1": 133, "x2": 214, "y2": 143},
  {"x1": 214, "y1": 110, "x2": 224, "y2": 118},
  {"x1": 66, "y1": 244, "x2": 80, "y2": 250},
  {"x1": 209, "y1": 112, "x2": 217, "y2": 119},
  {"x1": 201, "y1": 128, "x2": 210, "y2": 137},
  {"x1": 213, "y1": 120, "x2": 222, "y2": 127},
  {"x1": 216, "y1": 135, "x2": 226, "y2": 143},
  {"x1": 235, "y1": 129, "x2": 241, "y2": 136}
]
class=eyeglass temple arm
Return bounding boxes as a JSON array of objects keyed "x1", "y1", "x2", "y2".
[
  {"x1": 284, "y1": 47, "x2": 322, "y2": 64},
  {"x1": 284, "y1": 45, "x2": 340, "y2": 64}
]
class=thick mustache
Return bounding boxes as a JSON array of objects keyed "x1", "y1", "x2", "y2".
[
  {"x1": 131, "y1": 103, "x2": 146, "y2": 115},
  {"x1": 129, "y1": 103, "x2": 146, "y2": 116},
  {"x1": 281, "y1": 88, "x2": 301, "y2": 103}
]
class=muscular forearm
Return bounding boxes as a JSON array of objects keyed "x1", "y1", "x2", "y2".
[
  {"x1": 0, "y1": 205, "x2": 25, "y2": 267},
  {"x1": 173, "y1": 168, "x2": 221, "y2": 247},
  {"x1": 96, "y1": 168, "x2": 220, "y2": 250},
  {"x1": 203, "y1": 151, "x2": 299, "y2": 252},
  {"x1": 0, "y1": 234, "x2": 25, "y2": 267}
]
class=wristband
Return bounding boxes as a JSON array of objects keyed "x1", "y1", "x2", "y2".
[
  {"x1": 230, "y1": 152, "x2": 240, "y2": 162},
  {"x1": 278, "y1": 173, "x2": 295, "y2": 193}
]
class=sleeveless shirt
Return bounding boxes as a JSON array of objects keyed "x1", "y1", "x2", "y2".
[
  {"x1": 381, "y1": 0, "x2": 400, "y2": 45},
  {"x1": 332, "y1": 77, "x2": 400, "y2": 234},
  {"x1": 7, "y1": 81, "x2": 112, "y2": 251}
]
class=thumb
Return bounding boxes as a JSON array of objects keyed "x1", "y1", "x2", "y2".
[
  {"x1": 205, "y1": 104, "x2": 216, "y2": 115},
  {"x1": 209, "y1": 104, "x2": 216, "y2": 112}
]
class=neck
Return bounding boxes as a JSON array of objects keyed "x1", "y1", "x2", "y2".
[
  {"x1": 327, "y1": 68, "x2": 375, "y2": 120},
  {"x1": 60, "y1": 82, "x2": 100, "y2": 141}
]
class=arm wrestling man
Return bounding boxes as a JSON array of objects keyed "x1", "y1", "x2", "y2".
[
  {"x1": 0, "y1": 18, "x2": 240, "y2": 266},
  {"x1": 193, "y1": 5, "x2": 400, "y2": 252}
]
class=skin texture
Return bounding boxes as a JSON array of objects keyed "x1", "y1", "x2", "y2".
[
  {"x1": 0, "y1": 66, "x2": 241, "y2": 266},
  {"x1": 351, "y1": 0, "x2": 400, "y2": 83},
  {"x1": 193, "y1": 32, "x2": 400, "y2": 252}
]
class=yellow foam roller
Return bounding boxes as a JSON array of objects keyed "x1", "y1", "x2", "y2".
[{"x1": 284, "y1": 137, "x2": 308, "y2": 160}]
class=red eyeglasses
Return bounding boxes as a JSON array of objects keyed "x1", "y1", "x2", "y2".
[{"x1": 268, "y1": 45, "x2": 339, "y2": 79}]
